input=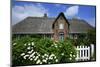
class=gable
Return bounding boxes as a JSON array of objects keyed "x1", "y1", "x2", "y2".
[{"x1": 52, "y1": 12, "x2": 69, "y2": 29}]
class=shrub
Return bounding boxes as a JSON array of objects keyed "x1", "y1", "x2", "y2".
[
  {"x1": 12, "y1": 36, "x2": 76, "y2": 66},
  {"x1": 59, "y1": 40, "x2": 76, "y2": 63}
]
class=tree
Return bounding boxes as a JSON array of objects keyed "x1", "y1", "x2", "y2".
[
  {"x1": 73, "y1": 28, "x2": 96, "y2": 46},
  {"x1": 87, "y1": 28, "x2": 96, "y2": 45}
]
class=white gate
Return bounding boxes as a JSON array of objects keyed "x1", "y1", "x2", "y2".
[{"x1": 76, "y1": 45, "x2": 90, "y2": 61}]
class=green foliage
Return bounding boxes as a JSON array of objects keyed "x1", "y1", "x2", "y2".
[
  {"x1": 87, "y1": 29, "x2": 96, "y2": 45},
  {"x1": 74, "y1": 33, "x2": 89, "y2": 46},
  {"x1": 12, "y1": 36, "x2": 76, "y2": 66},
  {"x1": 73, "y1": 29, "x2": 96, "y2": 46},
  {"x1": 58, "y1": 40, "x2": 76, "y2": 63}
]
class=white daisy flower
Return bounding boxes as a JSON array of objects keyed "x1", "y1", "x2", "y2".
[
  {"x1": 42, "y1": 55, "x2": 45, "y2": 58},
  {"x1": 23, "y1": 55, "x2": 29, "y2": 59},
  {"x1": 55, "y1": 45, "x2": 57, "y2": 48},
  {"x1": 45, "y1": 57, "x2": 48, "y2": 60},
  {"x1": 24, "y1": 43, "x2": 26, "y2": 46},
  {"x1": 49, "y1": 56, "x2": 53, "y2": 60},
  {"x1": 44, "y1": 54, "x2": 47, "y2": 56},
  {"x1": 37, "y1": 53, "x2": 40, "y2": 56},
  {"x1": 40, "y1": 62, "x2": 42, "y2": 64},
  {"x1": 38, "y1": 54, "x2": 40, "y2": 57},
  {"x1": 36, "y1": 60, "x2": 41, "y2": 64},
  {"x1": 30, "y1": 52, "x2": 35, "y2": 57},
  {"x1": 54, "y1": 56, "x2": 57, "y2": 59},
  {"x1": 30, "y1": 58, "x2": 33, "y2": 61},
  {"x1": 71, "y1": 52, "x2": 73, "y2": 53},
  {"x1": 32, "y1": 42, "x2": 34, "y2": 46},
  {"x1": 69, "y1": 58, "x2": 72, "y2": 60},
  {"x1": 55, "y1": 59, "x2": 58, "y2": 62},
  {"x1": 70, "y1": 54, "x2": 72, "y2": 57},
  {"x1": 28, "y1": 49, "x2": 33, "y2": 54},
  {"x1": 46, "y1": 54, "x2": 49, "y2": 57},
  {"x1": 37, "y1": 53, "x2": 40, "y2": 57},
  {"x1": 73, "y1": 55, "x2": 76, "y2": 57},
  {"x1": 27, "y1": 47, "x2": 31, "y2": 50},
  {"x1": 21, "y1": 53, "x2": 25, "y2": 56},
  {"x1": 42, "y1": 59, "x2": 47, "y2": 63},
  {"x1": 33, "y1": 56, "x2": 35, "y2": 59},
  {"x1": 61, "y1": 53, "x2": 64, "y2": 56},
  {"x1": 13, "y1": 43, "x2": 17, "y2": 45},
  {"x1": 34, "y1": 56, "x2": 39, "y2": 61},
  {"x1": 51, "y1": 54, "x2": 55, "y2": 57},
  {"x1": 28, "y1": 43, "x2": 31, "y2": 46}
]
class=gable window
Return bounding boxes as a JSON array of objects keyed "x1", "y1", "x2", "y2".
[
  {"x1": 59, "y1": 32, "x2": 64, "y2": 41},
  {"x1": 59, "y1": 23, "x2": 64, "y2": 29}
]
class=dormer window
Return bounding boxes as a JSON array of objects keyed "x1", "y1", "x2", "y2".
[{"x1": 59, "y1": 23, "x2": 64, "y2": 29}]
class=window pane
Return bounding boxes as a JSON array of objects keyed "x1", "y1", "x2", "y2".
[
  {"x1": 59, "y1": 32, "x2": 64, "y2": 41},
  {"x1": 59, "y1": 23, "x2": 64, "y2": 29}
]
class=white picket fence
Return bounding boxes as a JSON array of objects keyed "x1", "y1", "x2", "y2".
[{"x1": 75, "y1": 44, "x2": 94, "y2": 61}]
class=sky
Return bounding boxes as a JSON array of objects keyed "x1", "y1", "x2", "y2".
[{"x1": 12, "y1": 0, "x2": 96, "y2": 27}]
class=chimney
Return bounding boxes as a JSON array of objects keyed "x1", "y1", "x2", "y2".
[{"x1": 43, "y1": 13, "x2": 47, "y2": 18}]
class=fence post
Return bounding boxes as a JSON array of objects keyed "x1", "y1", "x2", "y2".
[
  {"x1": 82, "y1": 46, "x2": 85, "y2": 60},
  {"x1": 88, "y1": 46, "x2": 90, "y2": 60},
  {"x1": 90, "y1": 44, "x2": 94, "y2": 60}
]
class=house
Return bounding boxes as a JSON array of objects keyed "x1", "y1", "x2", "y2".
[{"x1": 12, "y1": 12, "x2": 94, "y2": 41}]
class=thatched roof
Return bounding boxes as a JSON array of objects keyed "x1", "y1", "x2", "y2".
[
  {"x1": 69, "y1": 18, "x2": 94, "y2": 33},
  {"x1": 12, "y1": 17, "x2": 55, "y2": 34},
  {"x1": 12, "y1": 13, "x2": 94, "y2": 34}
]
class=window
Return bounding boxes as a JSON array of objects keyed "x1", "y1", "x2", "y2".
[
  {"x1": 74, "y1": 34, "x2": 77, "y2": 39},
  {"x1": 59, "y1": 23, "x2": 64, "y2": 29},
  {"x1": 59, "y1": 32, "x2": 64, "y2": 41}
]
